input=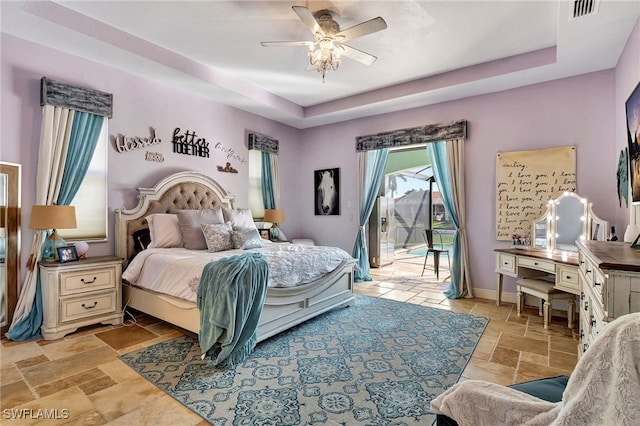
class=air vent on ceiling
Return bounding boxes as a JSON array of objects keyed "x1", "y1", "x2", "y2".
[{"x1": 570, "y1": 0, "x2": 599, "y2": 20}]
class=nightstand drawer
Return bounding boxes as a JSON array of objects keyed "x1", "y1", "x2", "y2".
[
  {"x1": 60, "y1": 292, "x2": 117, "y2": 322},
  {"x1": 60, "y1": 267, "x2": 117, "y2": 296}
]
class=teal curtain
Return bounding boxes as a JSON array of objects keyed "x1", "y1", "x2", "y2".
[
  {"x1": 261, "y1": 152, "x2": 275, "y2": 210},
  {"x1": 7, "y1": 112, "x2": 105, "y2": 341},
  {"x1": 352, "y1": 149, "x2": 389, "y2": 282},
  {"x1": 58, "y1": 112, "x2": 104, "y2": 203},
  {"x1": 428, "y1": 142, "x2": 462, "y2": 298}
]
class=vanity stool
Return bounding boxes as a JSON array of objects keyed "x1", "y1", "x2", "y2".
[{"x1": 516, "y1": 277, "x2": 576, "y2": 329}]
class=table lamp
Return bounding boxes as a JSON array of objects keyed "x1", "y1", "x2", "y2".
[
  {"x1": 263, "y1": 209, "x2": 284, "y2": 241},
  {"x1": 29, "y1": 205, "x2": 77, "y2": 262}
]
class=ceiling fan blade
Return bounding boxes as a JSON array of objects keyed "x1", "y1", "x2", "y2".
[
  {"x1": 336, "y1": 44, "x2": 377, "y2": 66},
  {"x1": 292, "y1": 6, "x2": 323, "y2": 37},
  {"x1": 261, "y1": 41, "x2": 315, "y2": 47},
  {"x1": 335, "y1": 17, "x2": 387, "y2": 42}
]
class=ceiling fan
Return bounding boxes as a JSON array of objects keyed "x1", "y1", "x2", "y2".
[{"x1": 261, "y1": 6, "x2": 387, "y2": 82}]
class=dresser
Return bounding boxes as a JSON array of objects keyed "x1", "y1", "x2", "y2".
[
  {"x1": 40, "y1": 256, "x2": 123, "y2": 340},
  {"x1": 495, "y1": 248, "x2": 580, "y2": 306},
  {"x1": 576, "y1": 240, "x2": 640, "y2": 356}
]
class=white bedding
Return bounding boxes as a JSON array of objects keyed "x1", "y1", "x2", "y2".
[{"x1": 122, "y1": 242, "x2": 355, "y2": 303}]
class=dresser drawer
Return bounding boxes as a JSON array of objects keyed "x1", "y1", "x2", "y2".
[
  {"x1": 60, "y1": 267, "x2": 117, "y2": 296},
  {"x1": 496, "y1": 253, "x2": 516, "y2": 275},
  {"x1": 555, "y1": 265, "x2": 580, "y2": 294},
  {"x1": 60, "y1": 292, "x2": 117, "y2": 322},
  {"x1": 518, "y1": 256, "x2": 555, "y2": 274}
]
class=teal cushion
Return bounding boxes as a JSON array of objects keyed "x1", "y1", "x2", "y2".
[
  {"x1": 435, "y1": 375, "x2": 569, "y2": 426},
  {"x1": 509, "y1": 375, "x2": 568, "y2": 403}
]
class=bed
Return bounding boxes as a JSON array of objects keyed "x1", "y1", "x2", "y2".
[{"x1": 115, "y1": 171, "x2": 356, "y2": 343}]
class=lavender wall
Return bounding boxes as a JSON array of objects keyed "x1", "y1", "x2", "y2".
[
  {"x1": 3, "y1": 20, "x2": 639, "y2": 298},
  {"x1": 1, "y1": 34, "x2": 301, "y2": 275},
  {"x1": 296, "y1": 72, "x2": 621, "y2": 297}
]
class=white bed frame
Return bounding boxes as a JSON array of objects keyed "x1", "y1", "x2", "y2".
[{"x1": 115, "y1": 171, "x2": 356, "y2": 342}]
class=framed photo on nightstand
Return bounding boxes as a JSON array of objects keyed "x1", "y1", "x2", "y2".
[{"x1": 57, "y1": 246, "x2": 79, "y2": 263}]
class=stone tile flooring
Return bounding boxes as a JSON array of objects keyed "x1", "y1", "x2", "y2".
[{"x1": 1, "y1": 250, "x2": 578, "y2": 424}]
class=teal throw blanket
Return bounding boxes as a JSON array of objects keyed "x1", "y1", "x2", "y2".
[{"x1": 196, "y1": 253, "x2": 268, "y2": 367}]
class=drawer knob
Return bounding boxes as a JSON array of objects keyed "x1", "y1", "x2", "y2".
[
  {"x1": 594, "y1": 281, "x2": 602, "y2": 287},
  {"x1": 583, "y1": 343, "x2": 588, "y2": 352},
  {"x1": 584, "y1": 301, "x2": 589, "y2": 311},
  {"x1": 81, "y1": 301, "x2": 98, "y2": 310},
  {"x1": 534, "y1": 262, "x2": 538, "y2": 265},
  {"x1": 590, "y1": 315, "x2": 596, "y2": 327},
  {"x1": 586, "y1": 269, "x2": 592, "y2": 274},
  {"x1": 81, "y1": 277, "x2": 98, "y2": 285},
  {"x1": 565, "y1": 275, "x2": 572, "y2": 280}
]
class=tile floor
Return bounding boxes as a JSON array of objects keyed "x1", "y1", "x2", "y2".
[{"x1": 1, "y1": 250, "x2": 578, "y2": 424}]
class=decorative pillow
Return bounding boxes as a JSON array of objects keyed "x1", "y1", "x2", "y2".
[
  {"x1": 146, "y1": 214, "x2": 183, "y2": 248},
  {"x1": 222, "y1": 208, "x2": 258, "y2": 231},
  {"x1": 201, "y1": 222, "x2": 234, "y2": 252},
  {"x1": 176, "y1": 208, "x2": 224, "y2": 250},
  {"x1": 232, "y1": 227, "x2": 264, "y2": 249},
  {"x1": 230, "y1": 231, "x2": 244, "y2": 250}
]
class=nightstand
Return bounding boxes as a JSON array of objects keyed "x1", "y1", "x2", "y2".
[{"x1": 39, "y1": 255, "x2": 123, "y2": 340}]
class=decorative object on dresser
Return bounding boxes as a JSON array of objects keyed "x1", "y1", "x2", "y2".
[
  {"x1": 56, "y1": 245, "x2": 79, "y2": 263},
  {"x1": 74, "y1": 240, "x2": 89, "y2": 258},
  {"x1": 39, "y1": 255, "x2": 123, "y2": 340},
  {"x1": 29, "y1": 204, "x2": 77, "y2": 262},
  {"x1": 576, "y1": 240, "x2": 640, "y2": 357},
  {"x1": 263, "y1": 208, "x2": 284, "y2": 241}
]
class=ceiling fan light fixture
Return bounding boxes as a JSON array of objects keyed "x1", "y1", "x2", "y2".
[
  {"x1": 308, "y1": 44, "x2": 341, "y2": 83},
  {"x1": 262, "y1": 6, "x2": 387, "y2": 83}
]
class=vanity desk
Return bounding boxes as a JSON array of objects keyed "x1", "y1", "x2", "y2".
[
  {"x1": 495, "y1": 248, "x2": 580, "y2": 306},
  {"x1": 495, "y1": 191, "x2": 608, "y2": 336}
]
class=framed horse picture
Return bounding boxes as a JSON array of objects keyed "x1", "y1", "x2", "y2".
[{"x1": 314, "y1": 168, "x2": 340, "y2": 215}]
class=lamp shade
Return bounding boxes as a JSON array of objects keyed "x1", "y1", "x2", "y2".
[
  {"x1": 29, "y1": 205, "x2": 77, "y2": 230},
  {"x1": 264, "y1": 209, "x2": 285, "y2": 224}
]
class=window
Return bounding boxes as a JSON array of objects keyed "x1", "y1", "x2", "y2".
[
  {"x1": 248, "y1": 149, "x2": 265, "y2": 219},
  {"x1": 59, "y1": 121, "x2": 108, "y2": 241}
]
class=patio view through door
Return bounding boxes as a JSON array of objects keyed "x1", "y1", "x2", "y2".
[{"x1": 369, "y1": 146, "x2": 455, "y2": 278}]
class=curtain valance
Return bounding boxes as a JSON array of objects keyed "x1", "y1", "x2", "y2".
[
  {"x1": 248, "y1": 133, "x2": 279, "y2": 155},
  {"x1": 355, "y1": 119, "x2": 467, "y2": 152},
  {"x1": 41, "y1": 77, "x2": 113, "y2": 118}
]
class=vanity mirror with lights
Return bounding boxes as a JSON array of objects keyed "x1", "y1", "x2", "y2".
[
  {"x1": 495, "y1": 191, "x2": 608, "y2": 307},
  {"x1": 531, "y1": 191, "x2": 608, "y2": 253}
]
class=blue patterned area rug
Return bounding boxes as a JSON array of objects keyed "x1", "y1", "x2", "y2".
[{"x1": 120, "y1": 295, "x2": 488, "y2": 425}]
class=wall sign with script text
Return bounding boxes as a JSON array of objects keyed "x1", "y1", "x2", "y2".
[
  {"x1": 172, "y1": 128, "x2": 210, "y2": 158},
  {"x1": 114, "y1": 128, "x2": 161, "y2": 153},
  {"x1": 495, "y1": 146, "x2": 576, "y2": 241}
]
